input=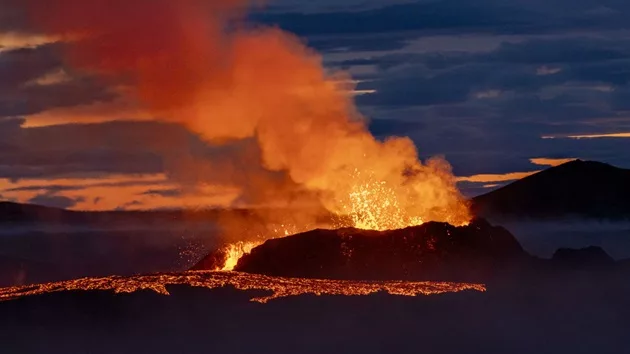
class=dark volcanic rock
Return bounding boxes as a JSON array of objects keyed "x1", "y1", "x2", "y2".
[
  {"x1": 220, "y1": 219, "x2": 529, "y2": 282},
  {"x1": 191, "y1": 249, "x2": 229, "y2": 271},
  {"x1": 552, "y1": 246, "x2": 616, "y2": 269}
]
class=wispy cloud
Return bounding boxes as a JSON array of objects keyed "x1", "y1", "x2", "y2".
[
  {"x1": 536, "y1": 66, "x2": 562, "y2": 76},
  {"x1": 542, "y1": 132, "x2": 630, "y2": 139},
  {"x1": 457, "y1": 171, "x2": 539, "y2": 183},
  {"x1": 529, "y1": 157, "x2": 577, "y2": 167},
  {"x1": 0, "y1": 32, "x2": 59, "y2": 52},
  {"x1": 23, "y1": 68, "x2": 71, "y2": 87},
  {"x1": 0, "y1": 174, "x2": 239, "y2": 211}
]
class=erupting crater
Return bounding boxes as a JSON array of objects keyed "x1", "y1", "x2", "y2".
[{"x1": 194, "y1": 219, "x2": 526, "y2": 283}]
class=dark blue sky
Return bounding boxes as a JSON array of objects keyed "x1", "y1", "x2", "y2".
[
  {"x1": 0, "y1": 0, "x2": 629, "y2": 208},
  {"x1": 259, "y1": 0, "x2": 630, "y2": 175}
]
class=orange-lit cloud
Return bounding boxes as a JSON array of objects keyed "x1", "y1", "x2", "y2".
[
  {"x1": 23, "y1": 94, "x2": 153, "y2": 127},
  {"x1": 542, "y1": 132, "x2": 630, "y2": 139},
  {"x1": 0, "y1": 32, "x2": 60, "y2": 51},
  {"x1": 457, "y1": 171, "x2": 539, "y2": 183},
  {"x1": 23, "y1": 68, "x2": 72, "y2": 87},
  {"x1": 457, "y1": 159, "x2": 575, "y2": 186},
  {"x1": 529, "y1": 157, "x2": 577, "y2": 167},
  {"x1": 0, "y1": 174, "x2": 239, "y2": 211}
]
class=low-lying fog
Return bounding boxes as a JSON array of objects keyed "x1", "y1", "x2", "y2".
[{"x1": 495, "y1": 220, "x2": 630, "y2": 260}]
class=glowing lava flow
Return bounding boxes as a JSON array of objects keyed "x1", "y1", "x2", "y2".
[
  {"x1": 0, "y1": 271, "x2": 486, "y2": 304},
  {"x1": 220, "y1": 242, "x2": 262, "y2": 271}
]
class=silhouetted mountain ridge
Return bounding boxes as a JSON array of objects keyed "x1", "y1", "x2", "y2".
[
  {"x1": 552, "y1": 246, "x2": 616, "y2": 269},
  {"x1": 472, "y1": 160, "x2": 630, "y2": 219}
]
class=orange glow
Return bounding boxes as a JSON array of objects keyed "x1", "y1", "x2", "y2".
[
  {"x1": 542, "y1": 132, "x2": 630, "y2": 139},
  {"x1": 22, "y1": 0, "x2": 471, "y2": 245},
  {"x1": 23, "y1": 94, "x2": 153, "y2": 127},
  {"x1": 0, "y1": 32, "x2": 61, "y2": 51},
  {"x1": 529, "y1": 158, "x2": 577, "y2": 167},
  {"x1": 457, "y1": 171, "x2": 539, "y2": 183},
  {"x1": 24, "y1": 68, "x2": 72, "y2": 87},
  {"x1": 0, "y1": 175, "x2": 239, "y2": 211},
  {"x1": 219, "y1": 242, "x2": 262, "y2": 271},
  {"x1": 0, "y1": 271, "x2": 486, "y2": 304}
]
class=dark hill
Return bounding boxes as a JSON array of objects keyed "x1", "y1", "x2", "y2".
[
  {"x1": 472, "y1": 160, "x2": 630, "y2": 219},
  {"x1": 552, "y1": 246, "x2": 616, "y2": 269},
  {"x1": 0, "y1": 202, "x2": 77, "y2": 223}
]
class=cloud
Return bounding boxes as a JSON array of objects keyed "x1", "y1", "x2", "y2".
[
  {"x1": 22, "y1": 94, "x2": 152, "y2": 127},
  {"x1": 115, "y1": 200, "x2": 144, "y2": 211},
  {"x1": 0, "y1": 44, "x2": 62, "y2": 90},
  {"x1": 141, "y1": 189, "x2": 183, "y2": 198},
  {"x1": 2, "y1": 174, "x2": 169, "y2": 193},
  {"x1": 457, "y1": 171, "x2": 540, "y2": 183},
  {"x1": 0, "y1": 121, "x2": 198, "y2": 181},
  {"x1": 0, "y1": 32, "x2": 60, "y2": 52},
  {"x1": 0, "y1": 44, "x2": 115, "y2": 119},
  {"x1": 537, "y1": 66, "x2": 562, "y2": 76},
  {"x1": 27, "y1": 194, "x2": 84, "y2": 209},
  {"x1": 257, "y1": 0, "x2": 630, "y2": 40},
  {"x1": 475, "y1": 90, "x2": 502, "y2": 99},
  {"x1": 356, "y1": 36, "x2": 630, "y2": 108},
  {"x1": 254, "y1": 1, "x2": 541, "y2": 37},
  {"x1": 0, "y1": 174, "x2": 238, "y2": 211},
  {"x1": 309, "y1": 33, "x2": 415, "y2": 53},
  {"x1": 529, "y1": 157, "x2": 577, "y2": 166},
  {"x1": 543, "y1": 132, "x2": 630, "y2": 139}
]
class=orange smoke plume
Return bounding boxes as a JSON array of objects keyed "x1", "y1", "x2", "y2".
[{"x1": 22, "y1": 0, "x2": 470, "y2": 236}]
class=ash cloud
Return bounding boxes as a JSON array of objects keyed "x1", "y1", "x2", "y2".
[{"x1": 6, "y1": 0, "x2": 470, "y2": 233}]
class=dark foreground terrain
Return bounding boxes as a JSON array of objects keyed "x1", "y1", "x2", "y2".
[{"x1": 1, "y1": 272, "x2": 629, "y2": 354}]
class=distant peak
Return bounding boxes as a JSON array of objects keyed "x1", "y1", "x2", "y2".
[{"x1": 554, "y1": 159, "x2": 617, "y2": 170}]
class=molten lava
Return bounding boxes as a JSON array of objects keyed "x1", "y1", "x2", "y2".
[
  {"x1": 220, "y1": 242, "x2": 262, "y2": 271},
  {"x1": 0, "y1": 271, "x2": 486, "y2": 304}
]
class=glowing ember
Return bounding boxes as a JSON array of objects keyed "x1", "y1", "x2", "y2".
[
  {"x1": 344, "y1": 171, "x2": 425, "y2": 231},
  {"x1": 0, "y1": 271, "x2": 486, "y2": 304}
]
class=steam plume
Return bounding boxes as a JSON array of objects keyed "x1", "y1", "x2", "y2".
[{"x1": 21, "y1": 0, "x2": 470, "y2": 238}]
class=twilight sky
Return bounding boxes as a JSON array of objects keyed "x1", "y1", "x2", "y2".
[{"x1": 1, "y1": 0, "x2": 629, "y2": 210}]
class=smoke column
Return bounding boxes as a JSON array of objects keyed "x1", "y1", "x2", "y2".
[{"x1": 21, "y1": 0, "x2": 470, "y2": 238}]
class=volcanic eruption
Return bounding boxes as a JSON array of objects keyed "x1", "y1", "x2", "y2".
[{"x1": 18, "y1": 0, "x2": 472, "y2": 273}]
